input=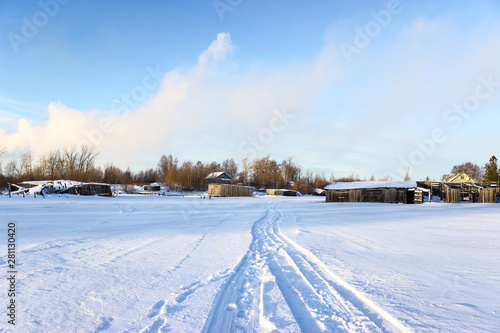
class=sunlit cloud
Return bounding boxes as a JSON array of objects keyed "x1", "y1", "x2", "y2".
[{"x1": 1, "y1": 12, "x2": 500, "y2": 180}]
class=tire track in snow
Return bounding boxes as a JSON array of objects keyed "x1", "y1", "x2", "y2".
[{"x1": 202, "y1": 203, "x2": 412, "y2": 333}]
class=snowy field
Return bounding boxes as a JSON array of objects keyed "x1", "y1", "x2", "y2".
[{"x1": 1, "y1": 195, "x2": 499, "y2": 332}]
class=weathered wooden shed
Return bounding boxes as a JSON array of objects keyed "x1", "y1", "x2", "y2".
[
  {"x1": 266, "y1": 189, "x2": 299, "y2": 196},
  {"x1": 208, "y1": 184, "x2": 253, "y2": 197},
  {"x1": 8, "y1": 180, "x2": 113, "y2": 197},
  {"x1": 477, "y1": 187, "x2": 500, "y2": 203},
  {"x1": 143, "y1": 184, "x2": 161, "y2": 191},
  {"x1": 324, "y1": 181, "x2": 428, "y2": 204},
  {"x1": 59, "y1": 183, "x2": 113, "y2": 197},
  {"x1": 420, "y1": 181, "x2": 499, "y2": 203}
]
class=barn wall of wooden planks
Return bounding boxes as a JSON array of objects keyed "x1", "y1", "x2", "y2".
[
  {"x1": 326, "y1": 182, "x2": 499, "y2": 204},
  {"x1": 208, "y1": 184, "x2": 253, "y2": 197},
  {"x1": 326, "y1": 188, "x2": 421, "y2": 204},
  {"x1": 433, "y1": 182, "x2": 500, "y2": 203}
]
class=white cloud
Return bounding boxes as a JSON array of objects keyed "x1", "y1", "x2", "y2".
[
  {"x1": 0, "y1": 32, "x2": 344, "y2": 169},
  {"x1": 1, "y1": 14, "x2": 500, "y2": 181},
  {"x1": 198, "y1": 32, "x2": 234, "y2": 65}
]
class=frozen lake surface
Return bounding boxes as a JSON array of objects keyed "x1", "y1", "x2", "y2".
[{"x1": 1, "y1": 195, "x2": 499, "y2": 332}]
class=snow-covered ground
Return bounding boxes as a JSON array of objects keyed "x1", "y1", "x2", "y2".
[{"x1": 1, "y1": 195, "x2": 499, "y2": 332}]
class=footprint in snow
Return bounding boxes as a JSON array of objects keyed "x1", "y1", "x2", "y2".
[
  {"x1": 175, "y1": 288, "x2": 197, "y2": 303},
  {"x1": 144, "y1": 318, "x2": 165, "y2": 333},
  {"x1": 95, "y1": 316, "x2": 113, "y2": 331},
  {"x1": 181, "y1": 280, "x2": 201, "y2": 290},
  {"x1": 148, "y1": 300, "x2": 165, "y2": 318}
]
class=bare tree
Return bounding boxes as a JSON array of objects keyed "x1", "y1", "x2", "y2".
[
  {"x1": 207, "y1": 161, "x2": 221, "y2": 173},
  {"x1": 5, "y1": 161, "x2": 19, "y2": 181},
  {"x1": 222, "y1": 158, "x2": 238, "y2": 180},
  {"x1": 404, "y1": 169, "x2": 411, "y2": 181},
  {"x1": 158, "y1": 154, "x2": 178, "y2": 178},
  {"x1": 0, "y1": 146, "x2": 5, "y2": 175},
  {"x1": 450, "y1": 162, "x2": 483, "y2": 180},
  {"x1": 239, "y1": 158, "x2": 251, "y2": 183},
  {"x1": 281, "y1": 157, "x2": 301, "y2": 184},
  {"x1": 103, "y1": 164, "x2": 123, "y2": 184},
  {"x1": 19, "y1": 152, "x2": 33, "y2": 180},
  {"x1": 252, "y1": 155, "x2": 281, "y2": 188},
  {"x1": 40, "y1": 150, "x2": 60, "y2": 180},
  {"x1": 63, "y1": 146, "x2": 78, "y2": 179},
  {"x1": 77, "y1": 144, "x2": 99, "y2": 179}
]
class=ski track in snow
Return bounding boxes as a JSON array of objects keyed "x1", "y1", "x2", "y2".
[
  {"x1": 170, "y1": 215, "x2": 229, "y2": 273},
  {"x1": 135, "y1": 215, "x2": 233, "y2": 332},
  {"x1": 138, "y1": 269, "x2": 232, "y2": 333},
  {"x1": 202, "y1": 203, "x2": 412, "y2": 333}
]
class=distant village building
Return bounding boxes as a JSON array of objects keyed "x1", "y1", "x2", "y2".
[
  {"x1": 266, "y1": 189, "x2": 299, "y2": 196},
  {"x1": 59, "y1": 183, "x2": 113, "y2": 197},
  {"x1": 313, "y1": 188, "x2": 326, "y2": 196},
  {"x1": 136, "y1": 183, "x2": 164, "y2": 195},
  {"x1": 142, "y1": 184, "x2": 161, "y2": 192},
  {"x1": 205, "y1": 172, "x2": 232, "y2": 184},
  {"x1": 443, "y1": 173, "x2": 475, "y2": 183},
  {"x1": 208, "y1": 184, "x2": 253, "y2": 197},
  {"x1": 9, "y1": 180, "x2": 112, "y2": 197},
  {"x1": 324, "y1": 181, "x2": 428, "y2": 204}
]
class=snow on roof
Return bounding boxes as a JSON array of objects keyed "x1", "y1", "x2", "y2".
[
  {"x1": 205, "y1": 172, "x2": 231, "y2": 180},
  {"x1": 21, "y1": 180, "x2": 84, "y2": 186},
  {"x1": 324, "y1": 181, "x2": 418, "y2": 191}
]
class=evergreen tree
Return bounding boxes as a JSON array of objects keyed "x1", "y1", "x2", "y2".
[{"x1": 484, "y1": 155, "x2": 500, "y2": 181}]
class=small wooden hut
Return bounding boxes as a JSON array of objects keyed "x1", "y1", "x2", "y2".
[
  {"x1": 59, "y1": 183, "x2": 113, "y2": 197},
  {"x1": 208, "y1": 184, "x2": 253, "y2": 197},
  {"x1": 266, "y1": 189, "x2": 299, "y2": 196}
]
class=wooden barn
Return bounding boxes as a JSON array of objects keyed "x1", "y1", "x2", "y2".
[
  {"x1": 266, "y1": 189, "x2": 299, "y2": 196},
  {"x1": 208, "y1": 184, "x2": 253, "y2": 197},
  {"x1": 324, "y1": 181, "x2": 428, "y2": 204}
]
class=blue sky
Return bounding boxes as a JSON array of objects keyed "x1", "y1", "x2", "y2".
[{"x1": 1, "y1": 0, "x2": 499, "y2": 180}]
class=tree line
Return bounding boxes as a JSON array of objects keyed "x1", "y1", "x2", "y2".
[
  {"x1": 0, "y1": 145, "x2": 333, "y2": 193},
  {"x1": 442, "y1": 157, "x2": 500, "y2": 182},
  {"x1": 1, "y1": 145, "x2": 499, "y2": 193}
]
